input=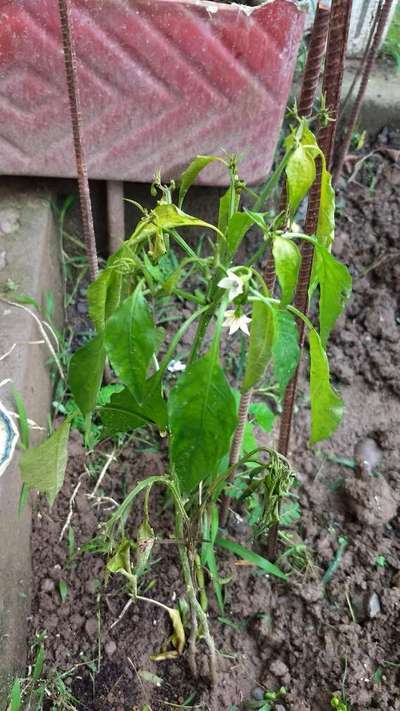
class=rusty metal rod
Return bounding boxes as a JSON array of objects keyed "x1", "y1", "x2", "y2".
[
  {"x1": 263, "y1": 2, "x2": 331, "y2": 293},
  {"x1": 333, "y1": 0, "x2": 394, "y2": 184},
  {"x1": 57, "y1": 0, "x2": 99, "y2": 281},
  {"x1": 267, "y1": 0, "x2": 352, "y2": 562}
]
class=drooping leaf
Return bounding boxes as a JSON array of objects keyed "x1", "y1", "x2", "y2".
[
  {"x1": 308, "y1": 328, "x2": 343, "y2": 444},
  {"x1": 99, "y1": 388, "x2": 150, "y2": 435},
  {"x1": 216, "y1": 536, "x2": 287, "y2": 580},
  {"x1": 242, "y1": 300, "x2": 274, "y2": 393},
  {"x1": 272, "y1": 236, "x2": 301, "y2": 304},
  {"x1": 168, "y1": 350, "x2": 237, "y2": 491},
  {"x1": 271, "y1": 306, "x2": 300, "y2": 397},
  {"x1": 178, "y1": 155, "x2": 221, "y2": 206},
  {"x1": 100, "y1": 372, "x2": 167, "y2": 435},
  {"x1": 87, "y1": 268, "x2": 122, "y2": 332},
  {"x1": 151, "y1": 204, "x2": 220, "y2": 236},
  {"x1": 20, "y1": 418, "x2": 70, "y2": 506},
  {"x1": 249, "y1": 402, "x2": 276, "y2": 432},
  {"x1": 104, "y1": 285, "x2": 157, "y2": 402},
  {"x1": 285, "y1": 143, "x2": 316, "y2": 218},
  {"x1": 226, "y1": 212, "x2": 255, "y2": 256},
  {"x1": 69, "y1": 334, "x2": 106, "y2": 416},
  {"x1": 314, "y1": 245, "x2": 352, "y2": 346}
]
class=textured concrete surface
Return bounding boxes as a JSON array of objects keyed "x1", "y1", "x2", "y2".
[
  {"x1": 341, "y1": 62, "x2": 400, "y2": 134},
  {"x1": 0, "y1": 189, "x2": 62, "y2": 706}
]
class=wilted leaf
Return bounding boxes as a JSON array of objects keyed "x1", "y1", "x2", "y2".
[
  {"x1": 69, "y1": 334, "x2": 106, "y2": 416},
  {"x1": 168, "y1": 350, "x2": 237, "y2": 491},
  {"x1": 308, "y1": 328, "x2": 344, "y2": 444},
  {"x1": 20, "y1": 418, "x2": 70, "y2": 507}
]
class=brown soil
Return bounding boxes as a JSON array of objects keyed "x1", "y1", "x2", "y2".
[{"x1": 28, "y1": 143, "x2": 400, "y2": 711}]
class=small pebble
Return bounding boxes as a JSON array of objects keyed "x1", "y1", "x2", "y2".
[
  {"x1": 41, "y1": 578, "x2": 55, "y2": 593},
  {"x1": 0, "y1": 208, "x2": 19, "y2": 235},
  {"x1": 275, "y1": 705, "x2": 287, "y2": 711},
  {"x1": 0, "y1": 251, "x2": 6, "y2": 270},
  {"x1": 354, "y1": 437, "x2": 382, "y2": 476},
  {"x1": 84, "y1": 617, "x2": 98, "y2": 637},
  {"x1": 367, "y1": 592, "x2": 381, "y2": 619},
  {"x1": 105, "y1": 640, "x2": 117, "y2": 657},
  {"x1": 251, "y1": 687, "x2": 264, "y2": 701},
  {"x1": 270, "y1": 659, "x2": 289, "y2": 678},
  {"x1": 391, "y1": 571, "x2": 400, "y2": 588}
]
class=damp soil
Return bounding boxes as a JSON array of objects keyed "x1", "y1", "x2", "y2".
[{"x1": 28, "y1": 141, "x2": 400, "y2": 711}]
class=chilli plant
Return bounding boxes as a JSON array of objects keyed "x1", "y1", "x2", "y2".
[{"x1": 20, "y1": 112, "x2": 351, "y2": 685}]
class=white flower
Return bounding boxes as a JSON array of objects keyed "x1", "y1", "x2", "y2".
[
  {"x1": 218, "y1": 269, "x2": 244, "y2": 301},
  {"x1": 223, "y1": 310, "x2": 251, "y2": 336},
  {"x1": 167, "y1": 359, "x2": 186, "y2": 373}
]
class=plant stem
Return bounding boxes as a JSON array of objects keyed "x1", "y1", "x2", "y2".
[
  {"x1": 220, "y1": 389, "x2": 252, "y2": 528},
  {"x1": 175, "y1": 508, "x2": 217, "y2": 686}
]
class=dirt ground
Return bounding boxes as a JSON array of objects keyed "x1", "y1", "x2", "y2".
[{"x1": 28, "y1": 137, "x2": 400, "y2": 711}]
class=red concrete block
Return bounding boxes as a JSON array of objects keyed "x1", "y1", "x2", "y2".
[{"x1": 0, "y1": 0, "x2": 304, "y2": 185}]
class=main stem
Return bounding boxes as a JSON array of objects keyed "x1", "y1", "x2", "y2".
[{"x1": 175, "y1": 508, "x2": 217, "y2": 686}]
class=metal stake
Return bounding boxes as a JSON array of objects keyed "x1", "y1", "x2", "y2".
[
  {"x1": 57, "y1": 0, "x2": 99, "y2": 281},
  {"x1": 267, "y1": 0, "x2": 353, "y2": 561}
]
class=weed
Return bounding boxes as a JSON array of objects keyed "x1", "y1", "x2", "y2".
[{"x1": 6, "y1": 632, "x2": 84, "y2": 711}]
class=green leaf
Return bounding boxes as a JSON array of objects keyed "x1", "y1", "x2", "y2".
[
  {"x1": 316, "y1": 158, "x2": 335, "y2": 247},
  {"x1": 216, "y1": 537, "x2": 287, "y2": 580},
  {"x1": 218, "y1": 186, "x2": 239, "y2": 234},
  {"x1": 271, "y1": 306, "x2": 300, "y2": 397},
  {"x1": 13, "y1": 388, "x2": 29, "y2": 449},
  {"x1": 32, "y1": 643, "x2": 45, "y2": 681},
  {"x1": 99, "y1": 373, "x2": 167, "y2": 434},
  {"x1": 58, "y1": 579, "x2": 68, "y2": 602},
  {"x1": 69, "y1": 334, "x2": 106, "y2": 416},
  {"x1": 285, "y1": 143, "x2": 316, "y2": 218},
  {"x1": 308, "y1": 328, "x2": 343, "y2": 444},
  {"x1": 202, "y1": 505, "x2": 224, "y2": 612},
  {"x1": 226, "y1": 212, "x2": 255, "y2": 256},
  {"x1": 249, "y1": 402, "x2": 276, "y2": 432},
  {"x1": 99, "y1": 388, "x2": 150, "y2": 434},
  {"x1": 87, "y1": 269, "x2": 122, "y2": 332},
  {"x1": 9, "y1": 678, "x2": 21, "y2": 711},
  {"x1": 242, "y1": 300, "x2": 274, "y2": 393},
  {"x1": 104, "y1": 285, "x2": 157, "y2": 402},
  {"x1": 178, "y1": 155, "x2": 221, "y2": 206},
  {"x1": 168, "y1": 350, "x2": 237, "y2": 491},
  {"x1": 314, "y1": 245, "x2": 352, "y2": 346},
  {"x1": 20, "y1": 418, "x2": 70, "y2": 507},
  {"x1": 272, "y1": 237, "x2": 301, "y2": 304}
]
